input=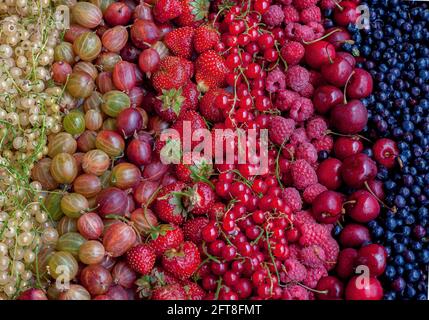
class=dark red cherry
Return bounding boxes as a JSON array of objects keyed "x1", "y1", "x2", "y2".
[
  {"x1": 345, "y1": 276, "x2": 383, "y2": 300},
  {"x1": 317, "y1": 158, "x2": 343, "y2": 190},
  {"x1": 304, "y1": 40, "x2": 336, "y2": 69},
  {"x1": 333, "y1": 136, "x2": 364, "y2": 160},
  {"x1": 312, "y1": 190, "x2": 344, "y2": 224},
  {"x1": 366, "y1": 179, "x2": 385, "y2": 200},
  {"x1": 336, "y1": 248, "x2": 358, "y2": 279},
  {"x1": 372, "y1": 138, "x2": 399, "y2": 169},
  {"x1": 346, "y1": 68, "x2": 373, "y2": 99},
  {"x1": 326, "y1": 27, "x2": 352, "y2": 49},
  {"x1": 330, "y1": 100, "x2": 368, "y2": 134},
  {"x1": 333, "y1": 1, "x2": 358, "y2": 26},
  {"x1": 345, "y1": 190, "x2": 380, "y2": 223},
  {"x1": 321, "y1": 56, "x2": 354, "y2": 87},
  {"x1": 356, "y1": 244, "x2": 387, "y2": 277},
  {"x1": 315, "y1": 276, "x2": 344, "y2": 300},
  {"x1": 336, "y1": 52, "x2": 356, "y2": 68},
  {"x1": 313, "y1": 85, "x2": 344, "y2": 114},
  {"x1": 341, "y1": 154, "x2": 377, "y2": 189},
  {"x1": 339, "y1": 223, "x2": 371, "y2": 248}
]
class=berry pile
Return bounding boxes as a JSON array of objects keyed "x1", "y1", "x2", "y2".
[
  {"x1": 329, "y1": 0, "x2": 428, "y2": 300},
  {"x1": 14, "y1": 0, "x2": 427, "y2": 301}
]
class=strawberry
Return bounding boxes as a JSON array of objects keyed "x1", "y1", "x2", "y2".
[
  {"x1": 149, "y1": 224, "x2": 184, "y2": 255},
  {"x1": 154, "y1": 81, "x2": 199, "y2": 122},
  {"x1": 188, "y1": 181, "x2": 215, "y2": 215},
  {"x1": 151, "y1": 284, "x2": 186, "y2": 300},
  {"x1": 152, "y1": 56, "x2": 189, "y2": 92},
  {"x1": 174, "y1": 158, "x2": 213, "y2": 183},
  {"x1": 199, "y1": 88, "x2": 228, "y2": 122},
  {"x1": 164, "y1": 26, "x2": 195, "y2": 58},
  {"x1": 208, "y1": 202, "x2": 225, "y2": 220},
  {"x1": 126, "y1": 244, "x2": 156, "y2": 275},
  {"x1": 195, "y1": 50, "x2": 228, "y2": 92},
  {"x1": 153, "y1": 0, "x2": 183, "y2": 23},
  {"x1": 154, "y1": 182, "x2": 188, "y2": 225},
  {"x1": 171, "y1": 109, "x2": 207, "y2": 149},
  {"x1": 183, "y1": 217, "x2": 209, "y2": 243},
  {"x1": 182, "y1": 280, "x2": 205, "y2": 300},
  {"x1": 194, "y1": 24, "x2": 220, "y2": 53},
  {"x1": 161, "y1": 241, "x2": 201, "y2": 279},
  {"x1": 176, "y1": 0, "x2": 210, "y2": 27}
]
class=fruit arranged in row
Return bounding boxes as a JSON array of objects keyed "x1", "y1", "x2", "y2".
[{"x1": 327, "y1": 0, "x2": 428, "y2": 300}]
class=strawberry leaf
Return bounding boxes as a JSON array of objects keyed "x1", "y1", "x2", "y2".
[{"x1": 190, "y1": 0, "x2": 209, "y2": 21}]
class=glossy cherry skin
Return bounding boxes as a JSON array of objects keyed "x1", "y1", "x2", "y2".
[
  {"x1": 304, "y1": 40, "x2": 336, "y2": 69},
  {"x1": 339, "y1": 223, "x2": 371, "y2": 248},
  {"x1": 321, "y1": 56, "x2": 354, "y2": 87},
  {"x1": 346, "y1": 68, "x2": 373, "y2": 99},
  {"x1": 333, "y1": 136, "x2": 364, "y2": 160},
  {"x1": 313, "y1": 85, "x2": 344, "y2": 114},
  {"x1": 336, "y1": 52, "x2": 356, "y2": 68},
  {"x1": 372, "y1": 138, "x2": 399, "y2": 169},
  {"x1": 330, "y1": 100, "x2": 368, "y2": 135},
  {"x1": 345, "y1": 276, "x2": 383, "y2": 300},
  {"x1": 326, "y1": 28, "x2": 352, "y2": 49},
  {"x1": 312, "y1": 190, "x2": 344, "y2": 224},
  {"x1": 341, "y1": 154, "x2": 377, "y2": 189},
  {"x1": 356, "y1": 244, "x2": 387, "y2": 277},
  {"x1": 336, "y1": 248, "x2": 358, "y2": 279},
  {"x1": 315, "y1": 276, "x2": 344, "y2": 300},
  {"x1": 317, "y1": 158, "x2": 343, "y2": 190},
  {"x1": 366, "y1": 179, "x2": 385, "y2": 200},
  {"x1": 333, "y1": 1, "x2": 358, "y2": 26},
  {"x1": 346, "y1": 190, "x2": 380, "y2": 223}
]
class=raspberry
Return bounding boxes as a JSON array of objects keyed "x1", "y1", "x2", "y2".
[
  {"x1": 262, "y1": 5, "x2": 285, "y2": 27},
  {"x1": 275, "y1": 90, "x2": 300, "y2": 111},
  {"x1": 290, "y1": 98, "x2": 314, "y2": 122},
  {"x1": 306, "y1": 117, "x2": 328, "y2": 140},
  {"x1": 283, "y1": 258, "x2": 307, "y2": 282},
  {"x1": 299, "y1": 222, "x2": 331, "y2": 247},
  {"x1": 281, "y1": 187, "x2": 302, "y2": 212},
  {"x1": 294, "y1": 24, "x2": 316, "y2": 42},
  {"x1": 290, "y1": 127, "x2": 309, "y2": 146},
  {"x1": 266, "y1": 67, "x2": 286, "y2": 93},
  {"x1": 303, "y1": 266, "x2": 328, "y2": 288},
  {"x1": 268, "y1": 116, "x2": 295, "y2": 145},
  {"x1": 303, "y1": 183, "x2": 327, "y2": 204},
  {"x1": 282, "y1": 285, "x2": 309, "y2": 300},
  {"x1": 312, "y1": 135, "x2": 334, "y2": 152},
  {"x1": 293, "y1": 210, "x2": 316, "y2": 227},
  {"x1": 280, "y1": 41, "x2": 305, "y2": 65},
  {"x1": 286, "y1": 65, "x2": 310, "y2": 92},
  {"x1": 283, "y1": 6, "x2": 300, "y2": 24},
  {"x1": 299, "y1": 83, "x2": 314, "y2": 98},
  {"x1": 300, "y1": 6, "x2": 322, "y2": 24},
  {"x1": 321, "y1": 238, "x2": 340, "y2": 270},
  {"x1": 299, "y1": 245, "x2": 326, "y2": 268},
  {"x1": 293, "y1": 0, "x2": 319, "y2": 10},
  {"x1": 288, "y1": 244, "x2": 301, "y2": 260},
  {"x1": 320, "y1": 0, "x2": 336, "y2": 9},
  {"x1": 295, "y1": 142, "x2": 318, "y2": 163},
  {"x1": 307, "y1": 21, "x2": 325, "y2": 38}
]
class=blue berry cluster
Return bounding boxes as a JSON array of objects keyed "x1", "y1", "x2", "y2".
[{"x1": 347, "y1": 0, "x2": 428, "y2": 300}]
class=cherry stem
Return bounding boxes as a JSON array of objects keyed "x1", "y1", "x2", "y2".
[
  {"x1": 296, "y1": 281, "x2": 329, "y2": 295},
  {"x1": 303, "y1": 28, "x2": 342, "y2": 45},
  {"x1": 364, "y1": 181, "x2": 397, "y2": 213},
  {"x1": 343, "y1": 70, "x2": 355, "y2": 104},
  {"x1": 326, "y1": 130, "x2": 372, "y2": 143}
]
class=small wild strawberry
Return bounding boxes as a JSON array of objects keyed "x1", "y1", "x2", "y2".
[{"x1": 126, "y1": 244, "x2": 156, "y2": 275}]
